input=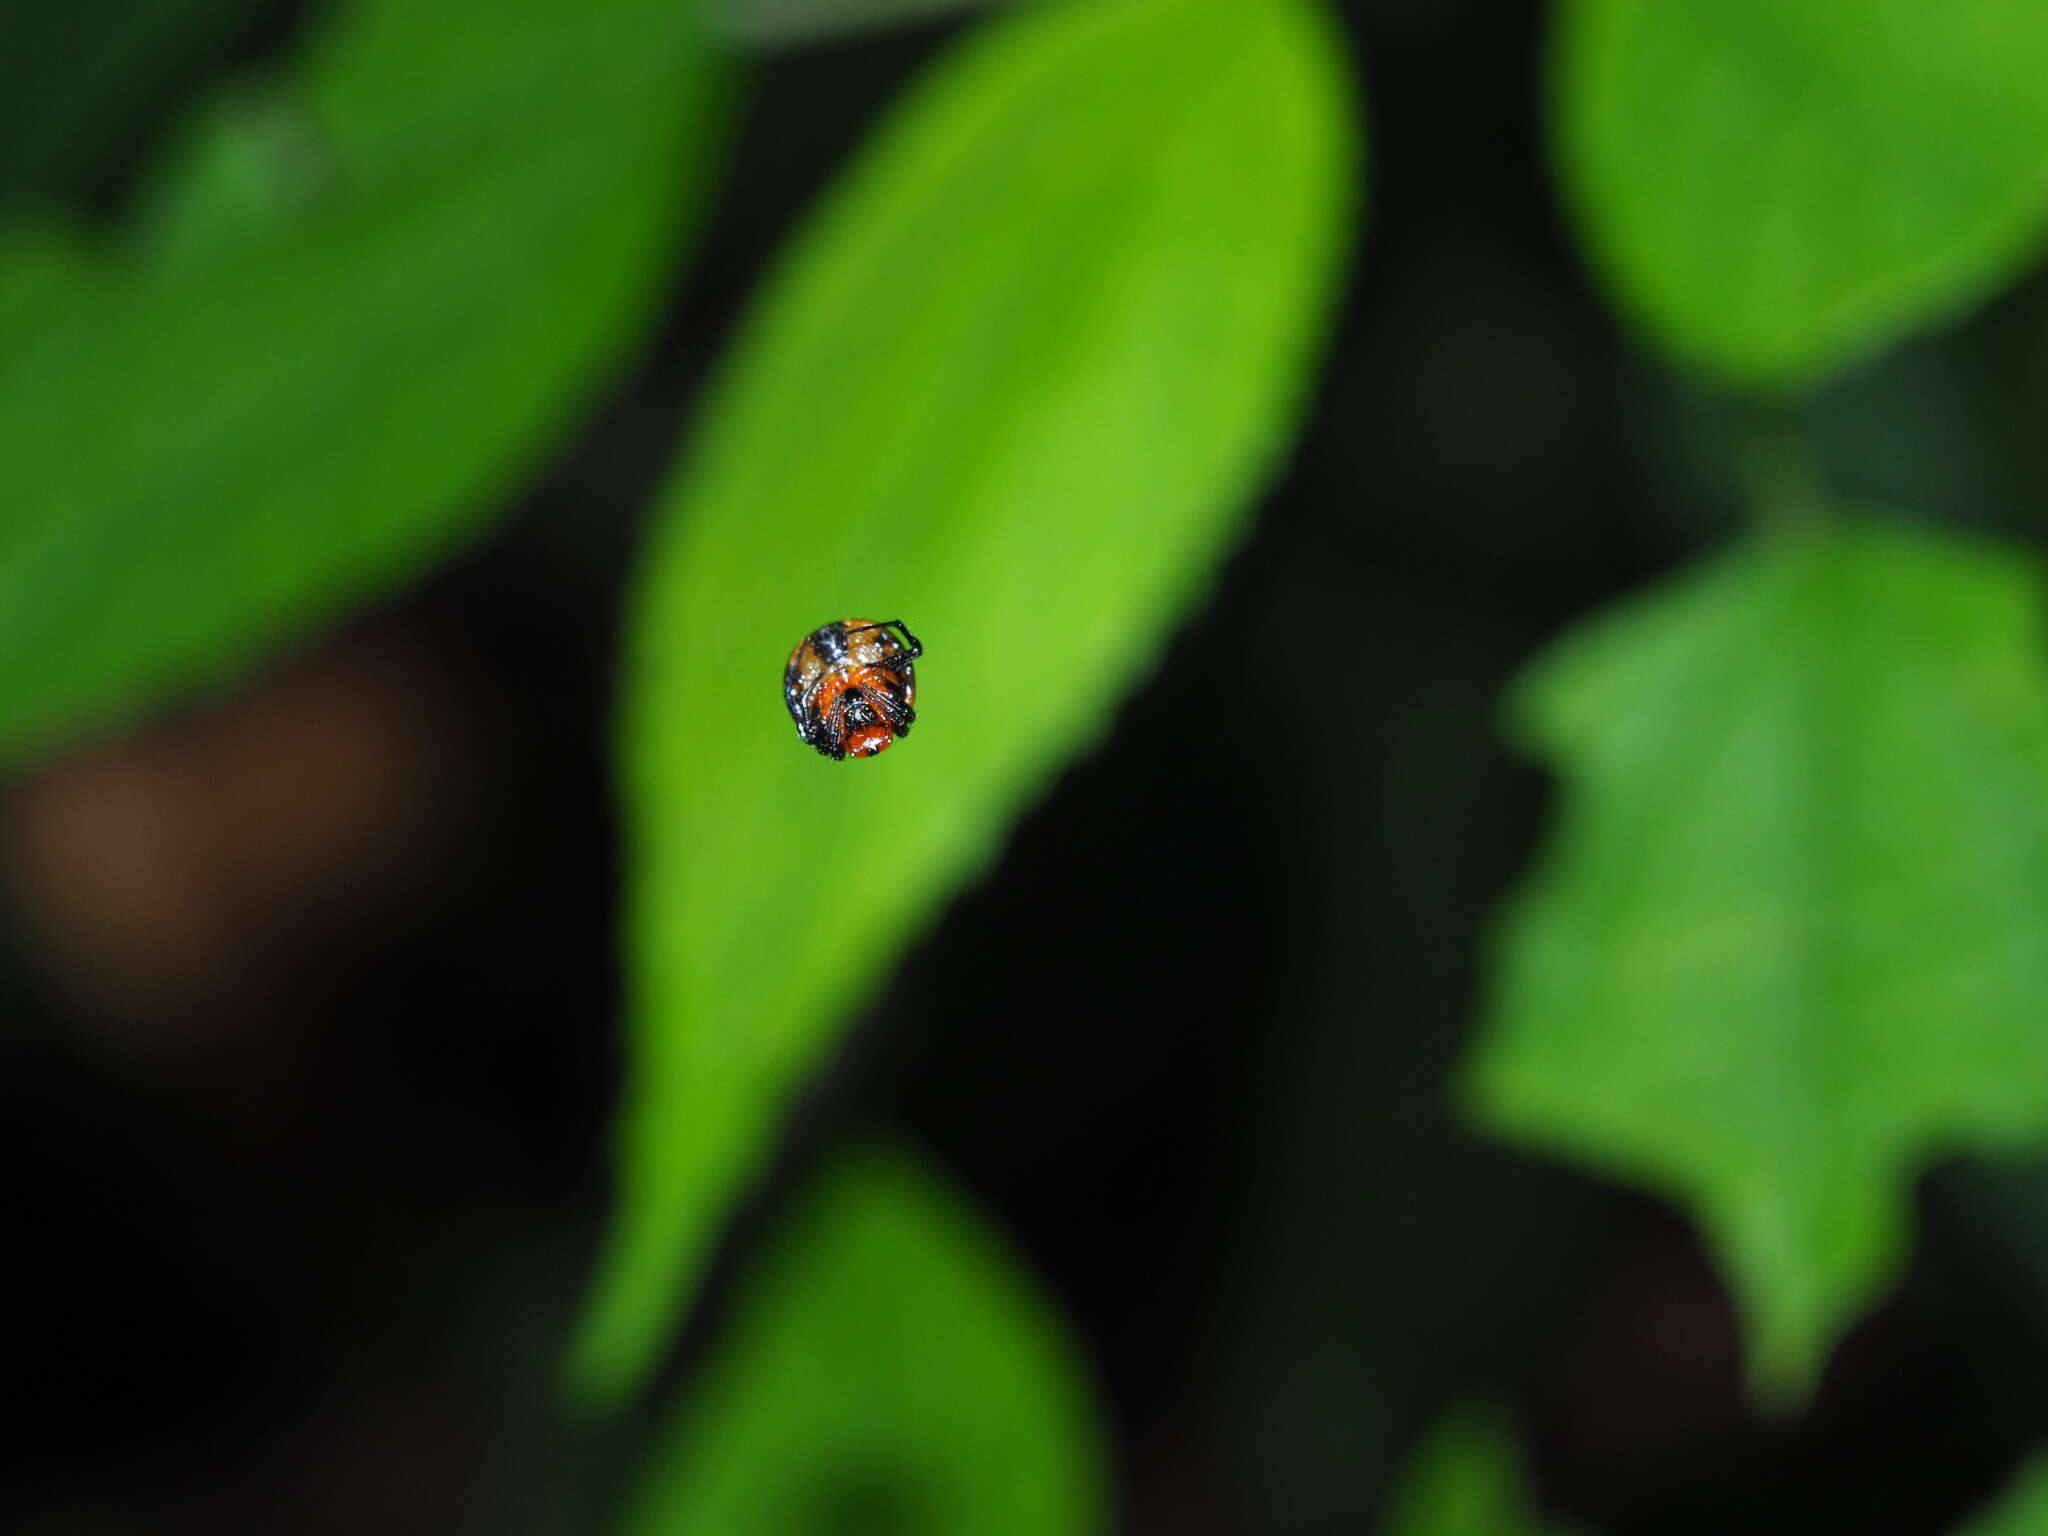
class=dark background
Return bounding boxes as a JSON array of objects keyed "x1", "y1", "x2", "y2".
[{"x1": 9, "y1": 1, "x2": 2048, "y2": 1531}]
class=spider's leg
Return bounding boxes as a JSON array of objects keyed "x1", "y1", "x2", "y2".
[
  {"x1": 791, "y1": 682, "x2": 823, "y2": 746},
  {"x1": 801, "y1": 685, "x2": 847, "y2": 758},
  {"x1": 859, "y1": 686, "x2": 912, "y2": 735},
  {"x1": 845, "y1": 619, "x2": 922, "y2": 663}
]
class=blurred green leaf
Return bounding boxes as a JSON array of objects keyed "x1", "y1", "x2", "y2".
[
  {"x1": 1556, "y1": 0, "x2": 2048, "y2": 391},
  {"x1": 1466, "y1": 522, "x2": 2048, "y2": 1401},
  {"x1": 621, "y1": 1143, "x2": 1107, "y2": 1536},
  {"x1": 0, "y1": 0, "x2": 273, "y2": 215},
  {"x1": 1955, "y1": 1457, "x2": 2048, "y2": 1535},
  {"x1": 568, "y1": 0, "x2": 1354, "y2": 1407},
  {"x1": 1384, "y1": 1405, "x2": 1581, "y2": 1536},
  {"x1": 0, "y1": 0, "x2": 722, "y2": 763}
]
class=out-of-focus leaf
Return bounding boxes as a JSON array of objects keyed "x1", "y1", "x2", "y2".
[
  {"x1": 1555, "y1": 0, "x2": 2048, "y2": 390},
  {"x1": 620, "y1": 1145, "x2": 1108, "y2": 1536},
  {"x1": 0, "y1": 0, "x2": 272, "y2": 214},
  {"x1": 0, "y1": 0, "x2": 722, "y2": 763},
  {"x1": 1466, "y1": 522, "x2": 2048, "y2": 1402},
  {"x1": 568, "y1": 0, "x2": 1354, "y2": 1407},
  {"x1": 1384, "y1": 1406, "x2": 1580, "y2": 1536},
  {"x1": 1954, "y1": 1458, "x2": 2048, "y2": 1535}
]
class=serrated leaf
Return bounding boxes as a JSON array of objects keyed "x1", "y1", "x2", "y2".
[
  {"x1": 1385, "y1": 1405, "x2": 1583, "y2": 1536},
  {"x1": 1466, "y1": 521, "x2": 2048, "y2": 1401},
  {"x1": 621, "y1": 1145, "x2": 1108, "y2": 1536},
  {"x1": 568, "y1": 0, "x2": 1355, "y2": 1406},
  {"x1": 1955, "y1": 1457, "x2": 2048, "y2": 1536},
  {"x1": 1556, "y1": 0, "x2": 2048, "y2": 390},
  {"x1": 0, "y1": 0, "x2": 721, "y2": 763}
]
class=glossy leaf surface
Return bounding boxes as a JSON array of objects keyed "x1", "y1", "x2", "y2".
[
  {"x1": 1468, "y1": 522, "x2": 2048, "y2": 1399},
  {"x1": 572, "y1": 0, "x2": 1355, "y2": 1404}
]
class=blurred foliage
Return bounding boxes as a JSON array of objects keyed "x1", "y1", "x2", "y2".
[
  {"x1": 0, "y1": 0, "x2": 721, "y2": 764},
  {"x1": 1955, "y1": 1457, "x2": 2048, "y2": 1535},
  {"x1": 1382, "y1": 1406, "x2": 1581, "y2": 1536},
  {"x1": 1556, "y1": 0, "x2": 2048, "y2": 390},
  {"x1": 568, "y1": 0, "x2": 1356, "y2": 1407},
  {"x1": 1456, "y1": 0, "x2": 2048, "y2": 1424},
  {"x1": 0, "y1": 0, "x2": 273, "y2": 214},
  {"x1": 621, "y1": 1145, "x2": 1107, "y2": 1535},
  {"x1": 11, "y1": 0, "x2": 2048, "y2": 1527},
  {"x1": 1469, "y1": 523, "x2": 2048, "y2": 1401}
]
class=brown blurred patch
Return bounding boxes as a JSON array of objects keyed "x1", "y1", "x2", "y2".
[
  {"x1": 1, "y1": 618, "x2": 477, "y2": 1058},
  {"x1": 1524, "y1": 1196, "x2": 1753, "y2": 1524}
]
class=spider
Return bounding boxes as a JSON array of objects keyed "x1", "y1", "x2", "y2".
[{"x1": 783, "y1": 618, "x2": 922, "y2": 760}]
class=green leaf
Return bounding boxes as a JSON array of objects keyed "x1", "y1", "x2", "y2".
[
  {"x1": 620, "y1": 1144, "x2": 1108, "y2": 1536},
  {"x1": 0, "y1": 0, "x2": 275, "y2": 214},
  {"x1": 1955, "y1": 1457, "x2": 2048, "y2": 1535},
  {"x1": 1384, "y1": 1405, "x2": 1581, "y2": 1536},
  {"x1": 1465, "y1": 521, "x2": 2048, "y2": 1402},
  {"x1": 0, "y1": 0, "x2": 722, "y2": 763},
  {"x1": 1556, "y1": 0, "x2": 2048, "y2": 391},
  {"x1": 569, "y1": 0, "x2": 1355, "y2": 1407}
]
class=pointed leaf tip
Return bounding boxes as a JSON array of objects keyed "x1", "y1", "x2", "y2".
[
  {"x1": 568, "y1": 0, "x2": 1358, "y2": 1408},
  {"x1": 1468, "y1": 520, "x2": 2048, "y2": 1401}
]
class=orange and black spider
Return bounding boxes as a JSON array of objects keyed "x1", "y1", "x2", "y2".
[{"x1": 783, "y1": 618, "x2": 922, "y2": 760}]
